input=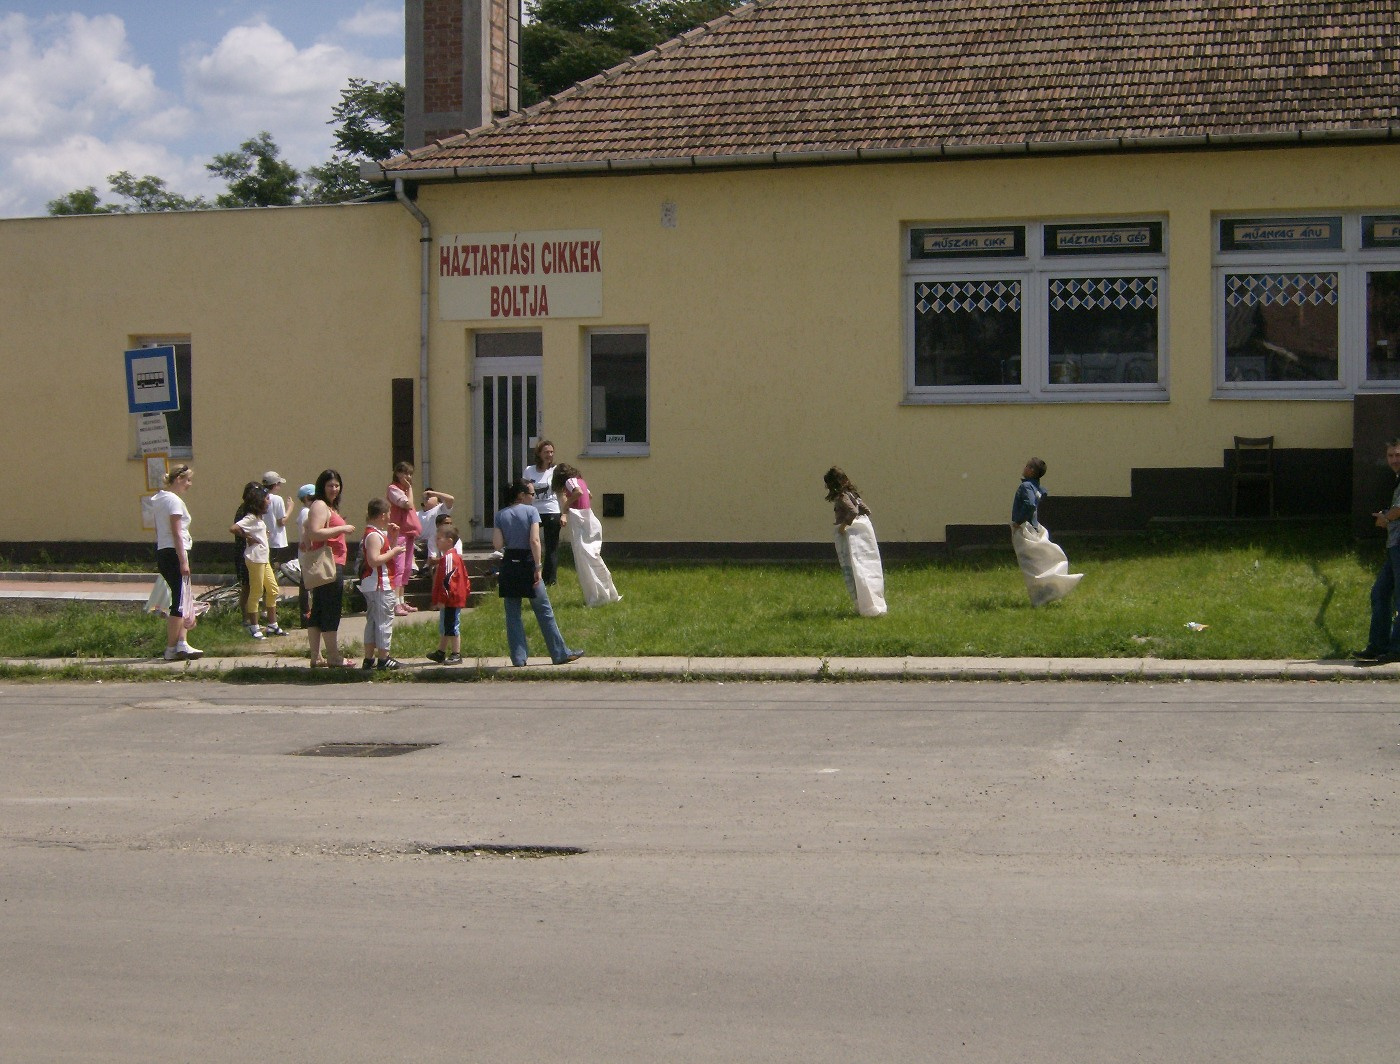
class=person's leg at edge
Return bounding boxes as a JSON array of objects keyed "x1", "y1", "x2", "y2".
[
  {"x1": 1384, "y1": 546, "x2": 1400, "y2": 655},
  {"x1": 540, "y1": 515, "x2": 561, "y2": 586},
  {"x1": 1368, "y1": 549, "x2": 1399, "y2": 655},
  {"x1": 504, "y1": 597, "x2": 529, "y2": 666},
  {"x1": 528, "y1": 583, "x2": 576, "y2": 663}
]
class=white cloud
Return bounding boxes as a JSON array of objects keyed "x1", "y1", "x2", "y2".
[
  {"x1": 0, "y1": 8, "x2": 403, "y2": 217},
  {"x1": 339, "y1": 4, "x2": 403, "y2": 39},
  {"x1": 0, "y1": 13, "x2": 160, "y2": 141},
  {"x1": 9, "y1": 132, "x2": 221, "y2": 206},
  {"x1": 184, "y1": 21, "x2": 400, "y2": 165}
]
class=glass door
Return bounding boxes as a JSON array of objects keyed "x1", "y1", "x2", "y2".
[{"x1": 472, "y1": 332, "x2": 543, "y2": 538}]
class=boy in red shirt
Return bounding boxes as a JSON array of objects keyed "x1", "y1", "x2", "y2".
[{"x1": 428, "y1": 523, "x2": 469, "y2": 665}]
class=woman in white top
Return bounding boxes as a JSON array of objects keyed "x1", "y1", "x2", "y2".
[
  {"x1": 151, "y1": 464, "x2": 202, "y2": 660},
  {"x1": 523, "y1": 439, "x2": 565, "y2": 586}
]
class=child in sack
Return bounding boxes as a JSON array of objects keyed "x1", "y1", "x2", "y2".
[
  {"x1": 428, "y1": 521, "x2": 470, "y2": 665},
  {"x1": 359, "y1": 498, "x2": 406, "y2": 670}
]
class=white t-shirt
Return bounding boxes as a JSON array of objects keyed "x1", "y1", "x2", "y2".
[
  {"x1": 416, "y1": 502, "x2": 454, "y2": 557},
  {"x1": 296, "y1": 506, "x2": 311, "y2": 545},
  {"x1": 262, "y1": 492, "x2": 288, "y2": 549},
  {"x1": 236, "y1": 512, "x2": 270, "y2": 564},
  {"x1": 523, "y1": 464, "x2": 560, "y2": 515},
  {"x1": 151, "y1": 489, "x2": 191, "y2": 552}
]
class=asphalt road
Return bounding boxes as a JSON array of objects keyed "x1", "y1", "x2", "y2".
[{"x1": 2, "y1": 680, "x2": 1397, "y2": 1063}]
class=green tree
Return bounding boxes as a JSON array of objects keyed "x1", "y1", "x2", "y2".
[
  {"x1": 46, "y1": 172, "x2": 208, "y2": 216},
  {"x1": 521, "y1": 0, "x2": 741, "y2": 106},
  {"x1": 302, "y1": 78, "x2": 406, "y2": 204},
  {"x1": 47, "y1": 187, "x2": 116, "y2": 215},
  {"x1": 208, "y1": 132, "x2": 301, "y2": 208}
]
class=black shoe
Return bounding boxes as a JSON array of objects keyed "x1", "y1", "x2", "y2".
[
  {"x1": 361, "y1": 659, "x2": 375, "y2": 671},
  {"x1": 376, "y1": 658, "x2": 402, "y2": 670},
  {"x1": 1353, "y1": 648, "x2": 1385, "y2": 661},
  {"x1": 426, "y1": 649, "x2": 446, "y2": 664}
]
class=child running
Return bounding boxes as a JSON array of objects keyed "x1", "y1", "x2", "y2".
[
  {"x1": 359, "y1": 498, "x2": 406, "y2": 670},
  {"x1": 427, "y1": 522, "x2": 469, "y2": 665}
]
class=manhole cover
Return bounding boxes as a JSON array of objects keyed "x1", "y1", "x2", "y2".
[
  {"x1": 292, "y1": 742, "x2": 440, "y2": 758},
  {"x1": 422, "y1": 844, "x2": 587, "y2": 858}
]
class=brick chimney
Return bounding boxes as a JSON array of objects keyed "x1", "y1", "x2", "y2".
[{"x1": 405, "y1": 0, "x2": 520, "y2": 151}]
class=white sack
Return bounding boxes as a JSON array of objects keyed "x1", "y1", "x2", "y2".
[
  {"x1": 835, "y1": 514, "x2": 888, "y2": 617},
  {"x1": 566, "y1": 507, "x2": 622, "y2": 607},
  {"x1": 1012, "y1": 522, "x2": 1083, "y2": 606}
]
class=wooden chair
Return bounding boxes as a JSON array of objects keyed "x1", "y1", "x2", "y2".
[{"x1": 1231, "y1": 435, "x2": 1275, "y2": 517}]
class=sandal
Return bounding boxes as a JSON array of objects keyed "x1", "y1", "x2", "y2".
[{"x1": 309, "y1": 659, "x2": 327, "y2": 669}]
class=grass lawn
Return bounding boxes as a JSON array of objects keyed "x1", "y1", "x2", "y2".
[{"x1": 0, "y1": 520, "x2": 1384, "y2": 662}]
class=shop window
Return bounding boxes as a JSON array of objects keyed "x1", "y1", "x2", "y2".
[
  {"x1": 1215, "y1": 214, "x2": 1400, "y2": 396},
  {"x1": 1223, "y1": 273, "x2": 1338, "y2": 383},
  {"x1": 131, "y1": 338, "x2": 191, "y2": 457},
  {"x1": 1367, "y1": 270, "x2": 1400, "y2": 381},
  {"x1": 906, "y1": 221, "x2": 1166, "y2": 403},
  {"x1": 587, "y1": 329, "x2": 647, "y2": 454},
  {"x1": 913, "y1": 280, "x2": 1022, "y2": 386}
]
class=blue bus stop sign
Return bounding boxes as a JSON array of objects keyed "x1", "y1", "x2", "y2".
[{"x1": 125, "y1": 346, "x2": 180, "y2": 414}]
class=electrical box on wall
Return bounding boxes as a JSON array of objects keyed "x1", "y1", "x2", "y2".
[{"x1": 602, "y1": 493, "x2": 624, "y2": 519}]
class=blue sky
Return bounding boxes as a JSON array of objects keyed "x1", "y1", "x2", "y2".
[{"x1": 0, "y1": 2, "x2": 405, "y2": 217}]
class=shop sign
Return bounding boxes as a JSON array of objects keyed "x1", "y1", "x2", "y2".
[
  {"x1": 910, "y1": 226, "x2": 1025, "y2": 259},
  {"x1": 1045, "y1": 222, "x2": 1162, "y2": 256},
  {"x1": 1220, "y1": 216, "x2": 1342, "y2": 252},
  {"x1": 438, "y1": 230, "x2": 603, "y2": 320},
  {"x1": 1362, "y1": 216, "x2": 1400, "y2": 249}
]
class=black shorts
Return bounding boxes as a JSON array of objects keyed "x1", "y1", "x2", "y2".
[
  {"x1": 307, "y1": 565, "x2": 345, "y2": 632},
  {"x1": 156, "y1": 548, "x2": 185, "y2": 613}
]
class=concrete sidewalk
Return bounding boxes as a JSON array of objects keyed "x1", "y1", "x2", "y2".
[{"x1": 2, "y1": 652, "x2": 1397, "y2": 681}]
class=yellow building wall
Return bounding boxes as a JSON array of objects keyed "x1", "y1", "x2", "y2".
[
  {"x1": 0, "y1": 203, "x2": 421, "y2": 546},
  {"x1": 2, "y1": 143, "x2": 1396, "y2": 549},
  {"x1": 419, "y1": 142, "x2": 1400, "y2": 543}
]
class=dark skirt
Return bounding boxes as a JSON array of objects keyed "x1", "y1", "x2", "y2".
[{"x1": 497, "y1": 548, "x2": 538, "y2": 599}]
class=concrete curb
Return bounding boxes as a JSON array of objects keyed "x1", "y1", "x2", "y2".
[{"x1": 2, "y1": 654, "x2": 1397, "y2": 681}]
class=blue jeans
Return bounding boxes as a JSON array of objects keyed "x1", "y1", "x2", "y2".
[
  {"x1": 1367, "y1": 545, "x2": 1400, "y2": 654},
  {"x1": 503, "y1": 584, "x2": 572, "y2": 665}
]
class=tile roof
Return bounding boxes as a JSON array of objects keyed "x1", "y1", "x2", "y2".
[{"x1": 377, "y1": 0, "x2": 1400, "y2": 179}]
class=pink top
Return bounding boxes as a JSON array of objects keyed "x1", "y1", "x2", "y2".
[
  {"x1": 325, "y1": 510, "x2": 350, "y2": 565},
  {"x1": 387, "y1": 482, "x2": 422, "y2": 537},
  {"x1": 564, "y1": 476, "x2": 591, "y2": 510}
]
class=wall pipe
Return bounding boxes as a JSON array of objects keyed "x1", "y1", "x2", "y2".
[{"x1": 395, "y1": 178, "x2": 433, "y2": 491}]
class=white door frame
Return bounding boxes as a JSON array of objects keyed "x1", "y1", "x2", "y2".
[{"x1": 470, "y1": 352, "x2": 542, "y2": 540}]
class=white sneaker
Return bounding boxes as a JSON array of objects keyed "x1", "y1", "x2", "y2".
[
  {"x1": 164, "y1": 647, "x2": 182, "y2": 661},
  {"x1": 179, "y1": 644, "x2": 203, "y2": 660}
]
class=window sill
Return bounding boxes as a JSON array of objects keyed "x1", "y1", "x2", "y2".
[
  {"x1": 582, "y1": 444, "x2": 649, "y2": 458},
  {"x1": 902, "y1": 389, "x2": 1168, "y2": 406},
  {"x1": 1211, "y1": 385, "x2": 1354, "y2": 400}
]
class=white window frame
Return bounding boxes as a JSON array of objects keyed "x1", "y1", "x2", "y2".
[
  {"x1": 583, "y1": 327, "x2": 649, "y2": 457},
  {"x1": 904, "y1": 219, "x2": 1169, "y2": 404},
  {"x1": 1213, "y1": 212, "x2": 1400, "y2": 398}
]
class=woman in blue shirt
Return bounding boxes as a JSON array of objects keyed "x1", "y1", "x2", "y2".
[{"x1": 492, "y1": 478, "x2": 584, "y2": 667}]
